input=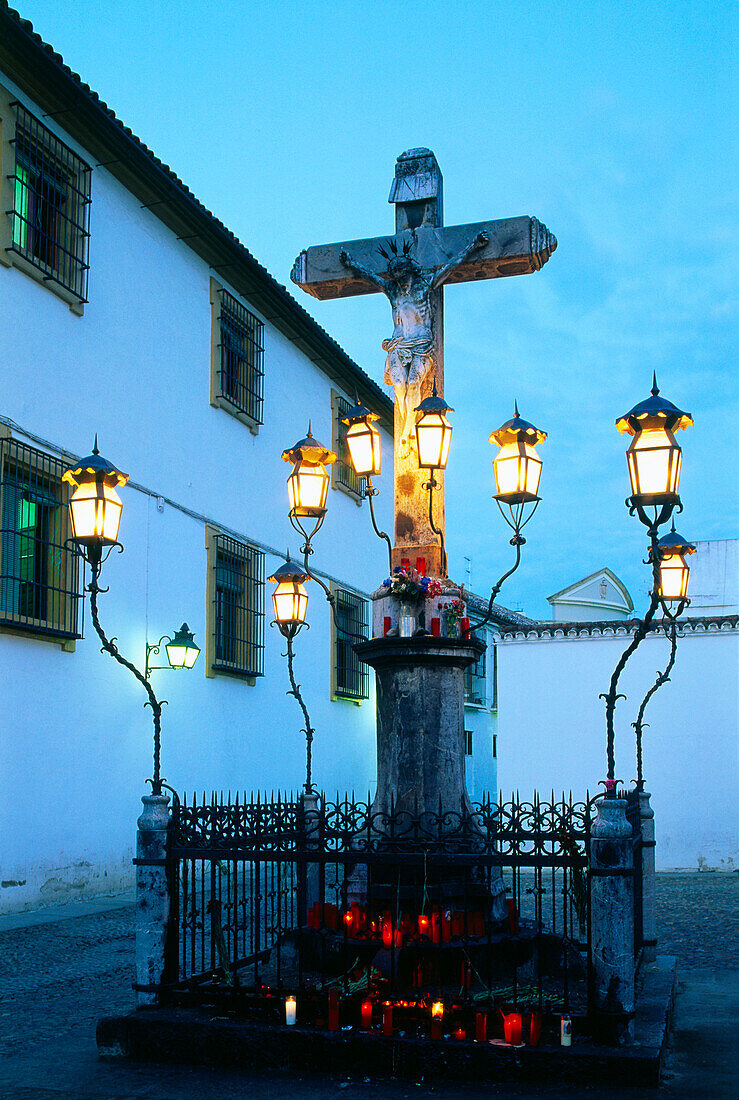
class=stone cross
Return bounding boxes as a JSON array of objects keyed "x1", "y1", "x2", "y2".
[{"x1": 291, "y1": 148, "x2": 556, "y2": 577}]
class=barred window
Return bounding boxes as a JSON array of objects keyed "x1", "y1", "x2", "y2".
[
  {"x1": 8, "y1": 103, "x2": 91, "y2": 303},
  {"x1": 332, "y1": 586, "x2": 369, "y2": 701},
  {"x1": 464, "y1": 729, "x2": 473, "y2": 756},
  {"x1": 207, "y1": 531, "x2": 264, "y2": 679},
  {"x1": 464, "y1": 648, "x2": 487, "y2": 706},
  {"x1": 213, "y1": 289, "x2": 264, "y2": 425},
  {"x1": 0, "y1": 437, "x2": 82, "y2": 639},
  {"x1": 332, "y1": 393, "x2": 365, "y2": 500}
]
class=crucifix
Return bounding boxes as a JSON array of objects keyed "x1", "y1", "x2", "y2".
[{"x1": 291, "y1": 147, "x2": 556, "y2": 578}]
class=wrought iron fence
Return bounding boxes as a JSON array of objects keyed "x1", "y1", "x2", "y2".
[{"x1": 164, "y1": 791, "x2": 596, "y2": 1027}]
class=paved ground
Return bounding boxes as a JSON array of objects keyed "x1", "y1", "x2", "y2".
[{"x1": 0, "y1": 873, "x2": 736, "y2": 1098}]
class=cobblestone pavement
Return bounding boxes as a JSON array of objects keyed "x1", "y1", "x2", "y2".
[{"x1": 0, "y1": 874, "x2": 736, "y2": 1098}]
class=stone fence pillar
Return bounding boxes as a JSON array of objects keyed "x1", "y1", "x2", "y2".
[
  {"x1": 300, "y1": 789, "x2": 322, "y2": 921},
  {"x1": 135, "y1": 792, "x2": 171, "y2": 1007},
  {"x1": 590, "y1": 796, "x2": 635, "y2": 1038},
  {"x1": 637, "y1": 790, "x2": 657, "y2": 963}
]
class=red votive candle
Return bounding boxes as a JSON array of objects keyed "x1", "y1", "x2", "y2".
[
  {"x1": 382, "y1": 1003, "x2": 393, "y2": 1036},
  {"x1": 431, "y1": 617, "x2": 440, "y2": 637},
  {"x1": 461, "y1": 617, "x2": 470, "y2": 638},
  {"x1": 328, "y1": 989, "x2": 340, "y2": 1031},
  {"x1": 361, "y1": 999, "x2": 373, "y2": 1030},
  {"x1": 431, "y1": 1001, "x2": 444, "y2": 1041},
  {"x1": 416, "y1": 557, "x2": 427, "y2": 576},
  {"x1": 507, "y1": 898, "x2": 519, "y2": 935},
  {"x1": 382, "y1": 921, "x2": 393, "y2": 949},
  {"x1": 417, "y1": 914, "x2": 430, "y2": 938},
  {"x1": 454, "y1": 1026, "x2": 465, "y2": 1041},
  {"x1": 503, "y1": 1011, "x2": 522, "y2": 1045},
  {"x1": 343, "y1": 910, "x2": 353, "y2": 933},
  {"x1": 529, "y1": 1011, "x2": 542, "y2": 1048},
  {"x1": 475, "y1": 1012, "x2": 487, "y2": 1042},
  {"x1": 383, "y1": 616, "x2": 391, "y2": 636}
]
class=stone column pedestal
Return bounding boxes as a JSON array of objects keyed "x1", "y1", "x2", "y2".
[
  {"x1": 135, "y1": 792, "x2": 171, "y2": 1007},
  {"x1": 356, "y1": 635, "x2": 483, "y2": 819},
  {"x1": 590, "y1": 797, "x2": 635, "y2": 1035},
  {"x1": 637, "y1": 790, "x2": 657, "y2": 963},
  {"x1": 300, "y1": 789, "x2": 322, "y2": 920},
  {"x1": 355, "y1": 634, "x2": 506, "y2": 921}
]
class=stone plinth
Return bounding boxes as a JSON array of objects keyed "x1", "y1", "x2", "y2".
[
  {"x1": 355, "y1": 635, "x2": 483, "y2": 819},
  {"x1": 637, "y1": 791, "x2": 657, "y2": 963},
  {"x1": 135, "y1": 793, "x2": 171, "y2": 1007},
  {"x1": 590, "y1": 797, "x2": 635, "y2": 1035},
  {"x1": 355, "y1": 634, "x2": 506, "y2": 922}
]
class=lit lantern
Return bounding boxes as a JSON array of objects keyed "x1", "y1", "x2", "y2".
[
  {"x1": 431, "y1": 1000, "x2": 444, "y2": 1040},
  {"x1": 341, "y1": 398, "x2": 382, "y2": 477},
  {"x1": 414, "y1": 383, "x2": 453, "y2": 470},
  {"x1": 656, "y1": 526, "x2": 696, "y2": 602},
  {"x1": 503, "y1": 1011, "x2": 522, "y2": 1045},
  {"x1": 489, "y1": 404, "x2": 546, "y2": 504},
  {"x1": 616, "y1": 375, "x2": 692, "y2": 506},
  {"x1": 62, "y1": 438, "x2": 128, "y2": 560},
  {"x1": 268, "y1": 558, "x2": 310, "y2": 635},
  {"x1": 361, "y1": 999, "x2": 373, "y2": 1030},
  {"x1": 282, "y1": 425, "x2": 336, "y2": 520},
  {"x1": 164, "y1": 623, "x2": 200, "y2": 669}
]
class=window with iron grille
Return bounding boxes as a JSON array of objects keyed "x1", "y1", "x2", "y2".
[
  {"x1": 8, "y1": 103, "x2": 91, "y2": 303},
  {"x1": 464, "y1": 728, "x2": 473, "y2": 756},
  {"x1": 214, "y1": 289, "x2": 264, "y2": 425},
  {"x1": 464, "y1": 648, "x2": 487, "y2": 706},
  {"x1": 332, "y1": 393, "x2": 366, "y2": 500},
  {"x1": 208, "y1": 532, "x2": 264, "y2": 678},
  {"x1": 0, "y1": 437, "x2": 82, "y2": 639},
  {"x1": 332, "y1": 586, "x2": 369, "y2": 701}
]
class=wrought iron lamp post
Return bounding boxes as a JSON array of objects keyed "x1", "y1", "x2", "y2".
[
  {"x1": 631, "y1": 527, "x2": 695, "y2": 789},
  {"x1": 414, "y1": 381, "x2": 453, "y2": 574},
  {"x1": 601, "y1": 377, "x2": 693, "y2": 794},
  {"x1": 470, "y1": 405, "x2": 546, "y2": 632},
  {"x1": 268, "y1": 557, "x2": 316, "y2": 792},
  {"x1": 63, "y1": 439, "x2": 190, "y2": 797}
]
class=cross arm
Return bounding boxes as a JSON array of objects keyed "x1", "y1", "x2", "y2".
[{"x1": 291, "y1": 216, "x2": 557, "y2": 301}]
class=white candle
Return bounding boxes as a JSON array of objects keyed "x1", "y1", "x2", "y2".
[
  {"x1": 560, "y1": 1015, "x2": 572, "y2": 1046},
  {"x1": 285, "y1": 996, "x2": 297, "y2": 1026}
]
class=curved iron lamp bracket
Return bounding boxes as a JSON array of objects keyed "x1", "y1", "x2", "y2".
[
  {"x1": 422, "y1": 474, "x2": 446, "y2": 575},
  {"x1": 364, "y1": 477, "x2": 393, "y2": 574}
]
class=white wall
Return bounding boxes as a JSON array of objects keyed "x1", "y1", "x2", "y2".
[
  {"x1": 497, "y1": 623, "x2": 739, "y2": 870},
  {"x1": 0, "y1": 74, "x2": 394, "y2": 913}
]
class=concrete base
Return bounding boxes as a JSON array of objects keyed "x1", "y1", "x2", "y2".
[{"x1": 97, "y1": 957, "x2": 677, "y2": 1088}]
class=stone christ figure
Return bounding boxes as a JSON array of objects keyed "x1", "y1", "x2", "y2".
[{"x1": 339, "y1": 230, "x2": 489, "y2": 442}]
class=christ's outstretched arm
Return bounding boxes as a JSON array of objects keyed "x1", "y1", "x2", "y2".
[
  {"x1": 339, "y1": 251, "x2": 390, "y2": 294},
  {"x1": 431, "y1": 231, "x2": 489, "y2": 290}
]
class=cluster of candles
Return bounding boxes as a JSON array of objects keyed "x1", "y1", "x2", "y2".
[
  {"x1": 307, "y1": 902, "x2": 487, "y2": 943},
  {"x1": 284, "y1": 994, "x2": 571, "y2": 1047}
]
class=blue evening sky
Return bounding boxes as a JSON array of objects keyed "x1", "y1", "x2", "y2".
[{"x1": 18, "y1": 0, "x2": 737, "y2": 616}]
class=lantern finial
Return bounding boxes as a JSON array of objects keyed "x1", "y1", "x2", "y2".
[
  {"x1": 93, "y1": 433, "x2": 99, "y2": 455},
  {"x1": 651, "y1": 372, "x2": 659, "y2": 397},
  {"x1": 513, "y1": 399, "x2": 519, "y2": 418}
]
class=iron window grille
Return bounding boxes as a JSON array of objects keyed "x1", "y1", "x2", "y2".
[
  {"x1": 464, "y1": 648, "x2": 487, "y2": 706},
  {"x1": 0, "y1": 438, "x2": 82, "y2": 638},
  {"x1": 333, "y1": 394, "x2": 366, "y2": 499},
  {"x1": 333, "y1": 587, "x2": 369, "y2": 700},
  {"x1": 212, "y1": 533, "x2": 264, "y2": 678},
  {"x1": 216, "y1": 290, "x2": 264, "y2": 424},
  {"x1": 8, "y1": 103, "x2": 92, "y2": 303}
]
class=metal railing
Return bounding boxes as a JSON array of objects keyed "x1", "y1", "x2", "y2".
[{"x1": 164, "y1": 790, "x2": 595, "y2": 1024}]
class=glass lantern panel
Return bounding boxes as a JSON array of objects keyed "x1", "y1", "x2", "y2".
[
  {"x1": 659, "y1": 555, "x2": 689, "y2": 600},
  {"x1": 629, "y1": 429, "x2": 681, "y2": 498},
  {"x1": 346, "y1": 422, "x2": 381, "y2": 476},
  {"x1": 288, "y1": 464, "x2": 329, "y2": 515},
  {"x1": 70, "y1": 481, "x2": 122, "y2": 543}
]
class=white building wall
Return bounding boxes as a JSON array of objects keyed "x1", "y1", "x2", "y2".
[
  {"x1": 0, "y1": 74, "x2": 393, "y2": 913},
  {"x1": 683, "y1": 539, "x2": 739, "y2": 618},
  {"x1": 497, "y1": 623, "x2": 739, "y2": 870}
]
